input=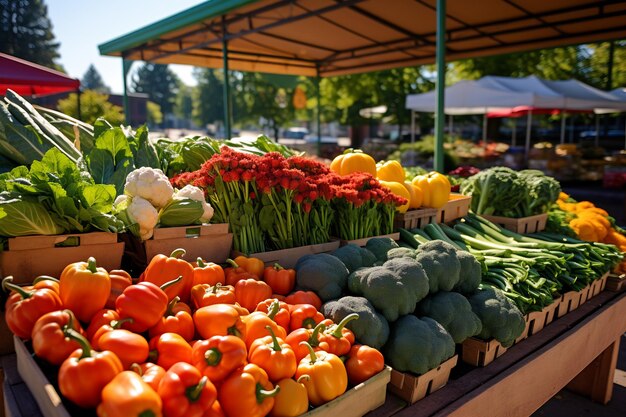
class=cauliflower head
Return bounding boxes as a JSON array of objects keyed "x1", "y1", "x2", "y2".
[
  {"x1": 125, "y1": 167, "x2": 174, "y2": 209},
  {"x1": 174, "y1": 185, "x2": 214, "y2": 222},
  {"x1": 127, "y1": 196, "x2": 159, "y2": 240}
]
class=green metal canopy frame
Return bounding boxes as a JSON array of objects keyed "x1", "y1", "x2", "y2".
[{"x1": 99, "y1": 0, "x2": 626, "y2": 172}]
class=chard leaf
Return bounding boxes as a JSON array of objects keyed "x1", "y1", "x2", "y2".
[
  {"x1": 0, "y1": 197, "x2": 64, "y2": 236},
  {"x1": 158, "y1": 198, "x2": 204, "y2": 227}
]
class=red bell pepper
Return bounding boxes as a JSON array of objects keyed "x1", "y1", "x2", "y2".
[
  {"x1": 345, "y1": 344, "x2": 385, "y2": 385},
  {"x1": 149, "y1": 332, "x2": 193, "y2": 370},
  {"x1": 158, "y1": 361, "x2": 217, "y2": 417},
  {"x1": 255, "y1": 298, "x2": 290, "y2": 332},
  {"x1": 149, "y1": 296, "x2": 195, "y2": 342},
  {"x1": 142, "y1": 248, "x2": 195, "y2": 303},
  {"x1": 131, "y1": 362, "x2": 166, "y2": 392},
  {"x1": 224, "y1": 258, "x2": 257, "y2": 286},
  {"x1": 262, "y1": 263, "x2": 296, "y2": 296},
  {"x1": 191, "y1": 335, "x2": 247, "y2": 382},
  {"x1": 316, "y1": 313, "x2": 358, "y2": 356},
  {"x1": 289, "y1": 304, "x2": 324, "y2": 330},
  {"x1": 97, "y1": 328, "x2": 150, "y2": 370},
  {"x1": 31, "y1": 309, "x2": 83, "y2": 365},
  {"x1": 85, "y1": 309, "x2": 119, "y2": 341},
  {"x1": 285, "y1": 322, "x2": 325, "y2": 362}
]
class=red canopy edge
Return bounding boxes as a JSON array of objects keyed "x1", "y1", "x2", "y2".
[
  {"x1": 487, "y1": 106, "x2": 594, "y2": 118},
  {"x1": 0, "y1": 52, "x2": 80, "y2": 96}
]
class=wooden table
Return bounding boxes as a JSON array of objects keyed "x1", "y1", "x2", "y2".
[{"x1": 3, "y1": 290, "x2": 626, "y2": 417}]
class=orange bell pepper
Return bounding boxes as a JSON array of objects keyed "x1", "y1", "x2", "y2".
[
  {"x1": 86, "y1": 309, "x2": 120, "y2": 341},
  {"x1": 149, "y1": 296, "x2": 195, "y2": 342},
  {"x1": 131, "y1": 362, "x2": 166, "y2": 392},
  {"x1": 191, "y1": 335, "x2": 247, "y2": 382},
  {"x1": 90, "y1": 317, "x2": 134, "y2": 349},
  {"x1": 58, "y1": 329, "x2": 123, "y2": 408},
  {"x1": 235, "y1": 278, "x2": 273, "y2": 312},
  {"x1": 256, "y1": 298, "x2": 290, "y2": 332},
  {"x1": 148, "y1": 332, "x2": 192, "y2": 371},
  {"x1": 116, "y1": 276, "x2": 182, "y2": 333},
  {"x1": 31, "y1": 275, "x2": 60, "y2": 293},
  {"x1": 270, "y1": 376, "x2": 309, "y2": 417},
  {"x1": 345, "y1": 344, "x2": 385, "y2": 385},
  {"x1": 295, "y1": 342, "x2": 347, "y2": 406},
  {"x1": 142, "y1": 248, "x2": 195, "y2": 303},
  {"x1": 98, "y1": 328, "x2": 150, "y2": 370},
  {"x1": 59, "y1": 256, "x2": 110, "y2": 323},
  {"x1": 31, "y1": 309, "x2": 83, "y2": 365},
  {"x1": 191, "y1": 283, "x2": 236, "y2": 309},
  {"x1": 2, "y1": 276, "x2": 63, "y2": 339},
  {"x1": 329, "y1": 149, "x2": 376, "y2": 176},
  {"x1": 219, "y1": 363, "x2": 280, "y2": 417},
  {"x1": 242, "y1": 304, "x2": 287, "y2": 348},
  {"x1": 193, "y1": 304, "x2": 246, "y2": 340},
  {"x1": 203, "y1": 400, "x2": 226, "y2": 417},
  {"x1": 158, "y1": 362, "x2": 217, "y2": 417},
  {"x1": 225, "y1": 258, "x2": 259, "y2": 286},
  {"x1": 283, "y1": 291, "x2": 322, "y2": 310},
  {"x1": 105, "y1": 269, "x2": 133, "y2": 310},
  {"x1": 248, "y1": 326, "x2": 297, "y2": 382},
  {"x1": 263, "y1": 263, "x2": 296, "y2": 296},
  {"x1": 285, "y1": 322, "x2": 325, "y2": 362},
  {"x1": 317, "y1": 313, "x2": 358, "y2": 356},
  {"x1": 232, "y1": 255, "x2": 265, "y2": 279},
  {"x1": 289, "y1": 304, "x2": 324, "y2": 330},
  {"x1": 97, "y1": 370, "x2": 162, "y2": 417},
  {"x1": 193, "y1": 257, "x2": 225, "y2": 287}
]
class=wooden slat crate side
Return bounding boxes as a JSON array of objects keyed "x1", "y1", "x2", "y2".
[
  {"x1": 482, "y1": 213, "x2": 548, "y2": 234},
  {"x1": 233, "y1": 240, "x2": 341, "y2": 268},
  {"x1": 436, "y1": 195, "x2": 471, "y2": 224},
  {"x1": 461, "y1": 338, "x2": 507, "y2": 367},
  {"x1": 393, "y1": 208, "x2": 438, "y2": 230}
]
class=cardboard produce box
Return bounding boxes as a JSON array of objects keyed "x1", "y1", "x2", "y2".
[
  {"x1": 233, "y1": 240, "x2": 340, "y2": 269},
  {"x1": 0, "y1": 232, "x2": 123, "y2": 284},
  {"x1": 388, "y1": 356, "x2": 457, "y2": 404}
]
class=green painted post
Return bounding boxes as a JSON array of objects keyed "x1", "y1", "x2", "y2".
[
  {"x1": 222, "y1": 39, "x2": 232, "y2": 140},
  {"x1": 434, "y1": 0, "x2": 446, "y2": 172},
  {"x1": 316, "y1": 72, "x2": 321, "y2": 156},
  {"x1": 122, "y1": 59, "x2": 132, "y2": 124}
]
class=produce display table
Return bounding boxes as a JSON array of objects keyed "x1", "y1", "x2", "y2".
[{"x1": 2, "y1": 290, "x2": 625, "y2": 417}]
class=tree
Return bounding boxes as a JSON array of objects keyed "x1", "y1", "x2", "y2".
[
  {"x1": 81, "y1": 64, "x2": 110, "y2": 93},
  {"x1": 174, "y1": 85, "x2": 194, "y2": 121},
  {"x1": 57, "y1": 90, "x2": 124, "y2": 125},
  {"x1": 0, "y1": 0, "x2": 62, "y2": 69},
  {"x1": 131, "y1": 63, "x2": 179, "y2": 114},
  {"x1": 192, "y1": 68, "x2": 224, "y2": 127},
  {"x1": 146, "y1": 101, "x2": 163, "y2": 126}
]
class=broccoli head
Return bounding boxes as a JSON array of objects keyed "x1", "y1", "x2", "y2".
[
  {"x1": 365, "y1": 237, "x2": 399, "y2": 263},
  {"x1": 518, "y1": 169, "x2": 561, "y2": 216},
  {"x1": 295, "y1": 253, "x2": 349, "y2": 301},
  {"x1": 468, "y1": 287, "x2": 526, "y2": 347},
  {"x1": 347, "y1": 257, "x2": 429, "y2": 322},
  {"x1": 416, "y1": 291, "x2": 482, "y2": 343},
  {"x1": 461, "y1": 166, "x2": 525, "y2": 217},
  {"x1": 331, "y1": 244, "x2": 377, "y2": 273},
  {"x1": 384, "y1": 315, "x2": 455, "y2": 375},
  {"x1": 414, "y1": 240, "x2": 461, "y2": 293},
  {"x1": 386, "y1": 247, "x2": 417, "y2": 260},
  {"x1": 321, "y1": 296, "x2": 390, "y2": 349},
  {"x1": 453, "y1": 249, "x2": 482, "y2": 294}
]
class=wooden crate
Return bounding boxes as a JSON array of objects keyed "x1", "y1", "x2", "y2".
[
  {"x1": 557, "y1": 285, "x2": 592, "y2": 318},
  {"x1": 388, "y1": 356, "x2": 457, "y2": 404},
  {"x1": 578, "y1": 285, "x2": 592, "y2": 306},
  {"x1": 435, "y1": 194, "x2": 471, "y2": 224},
  {"x1": 0, "y1": 232, "x2": 123, "y2": 284},
  {"x1": 393, "y1": 208, "x2": 438, "y2": 230},
  {"x1": 589, "y1": 272, "x2": 610, "y2": 298},
  {"x1": 543, "y1": 298, "x2": 560, "y2": 327},
  {"x1": 528, "y1": 300, "x2": 560, "y2": 335},
  {"x1": 121, "y1": 224, "x2": 232, "y2": 274},
  {"x1": 606, "y1": 273, "x2": 626, "y2": 292},
  {"x1": 481, "y1": 213, "x2": 548, "y2": 234},
  {"x1": 232, "y1": 240, "x2": 340, "y2": 269},
  {"x1": 304, "y1": 367, "x2": 391, "y2": 416},
  {"x1": 340, "y1": 232, "x2": 400, "y2": 247},
  {"x1": 461, "y1": 338, "x2": 507, "y2": 367}
]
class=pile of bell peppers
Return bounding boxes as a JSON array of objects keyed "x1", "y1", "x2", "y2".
[{"x1": 2, "y1": 250, "x2": 386, "y2": 417}]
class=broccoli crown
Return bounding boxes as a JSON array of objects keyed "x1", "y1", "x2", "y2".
[
  {"x1": 518, "y1": 169, "x2": 561, "y2": 216},
  {"x1": 414, "y1": 240, "x2": 461, "y2": 293},
  {"x1": 386, "y1": 247, "x2": 417, "y2": 260},
  {"x1": 468, "y1": 287, "x2": 526, "y2": 347},
  {"x1": 347, "y1": 257, "x2": 429, "y2": 322},
  {"x1": 365, "y1": 237, "x2": 399, "y2": 263},
  {"x1": 384, "y1": 315, "x2": 455, "y2": 375},
  {"x1": 461, "y1": 166, "x2": 526, "y2": 216},
  {"x1": 416, "y1": 291, "x2": 482, "y2": 343},
  {"x1": 452, "y1": 249, "x2": 482, "y2": 294},
  {"x1": 295, "y1": 253, "x2": 349, "y2": 301},
  {"x1": 330, "y1": 244, "x2": 378, "y2": 273},
  {"x1": 321, "y1": 296, "x2": 390, "y2": 349}
]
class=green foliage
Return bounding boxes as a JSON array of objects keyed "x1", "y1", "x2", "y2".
[
  {"x1": 192, "y1": 68, "x2": 224, "y2": 126},
  {"x1": 174, "y1": 85, "x2": 194, "y2": 121},
  {"x1": 146, "y1": 101, "x2": 163, "y2": 126},
  {"x1": 416, "y1": 292, "x2": 483, "y2": 344},
  {"x1": 132, "y1": 63, "x2": 180, "y2": 114},
  {"x1": 321, "y1": 296, "x2": 390, "y2": 349},
  {"x1": 81, "y1": 64, "x2": 110, "y2": 93},
  {"x1": 468, "y1": 287, "x2": 526, "y2": 347},
  {"x1": 347, "y1": 257, "x2": 430, "y2": 322},
  {"x1": 387, "y1": 135, "x2": 458, "y2": 170},
  {"x1": 0, "y1": 0, "x2": 61, "y2": 69},
  {"x1": 384, "y1": 315, "x2": 455, "y2": 375},
  {"x1": 57, "y1": 90, "x2": 124, "y2": 126},
  {"x1": 295, "y1": 253, "x2": 350, "y2": 301}
]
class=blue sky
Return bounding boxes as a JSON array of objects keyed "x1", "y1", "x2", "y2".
[{"x1": 47, "y1": 0, "x2": 205, "y2": 93}]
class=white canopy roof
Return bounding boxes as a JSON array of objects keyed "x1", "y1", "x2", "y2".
[{"x1": 405, "y1": 76, "x2": 626, "y2": 114}]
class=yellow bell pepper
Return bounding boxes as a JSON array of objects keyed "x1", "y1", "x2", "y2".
[
  {"x1": 376, "y1": 161, "x2": 405, "y2": 183},
  {"x1": 295, "y1": 343, "x2": 347, "y2": 407},
  {"x1": 411, "y1": 172, "x2": 451, "y2": 208},
  {"x1": 403, "y1": 182, "x2": 423, "y2": 210},
  {"x1": 379, "y1": 180, "x2": 411, "y2": 213},
  {"x1": 270, "y1": 376, "x2": 309, "y2": 417},
  {"x1": 330, "y1": 149, "x2": 376, "y2": 176}
]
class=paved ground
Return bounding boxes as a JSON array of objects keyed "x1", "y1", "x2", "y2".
[{"x1": 532, "y1": 334, "x2": 626, "y2": 417}]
